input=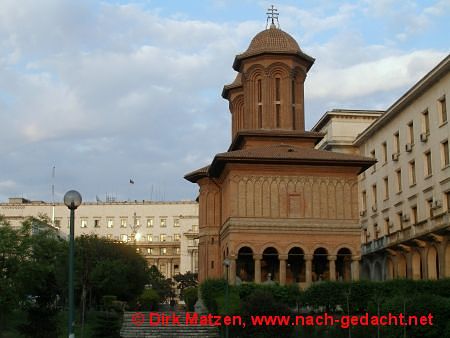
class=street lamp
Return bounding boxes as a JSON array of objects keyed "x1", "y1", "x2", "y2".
[
  {"x1": 64, "y1": 190, "x2": 82, "y2": 338},
  {"x1": 223, "y1": 258, "x2": 231, "y2": 338}
]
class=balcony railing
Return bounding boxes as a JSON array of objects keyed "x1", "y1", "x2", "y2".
[{"x1": 362, "y1": 212, "x2": 449, "y2": 254}]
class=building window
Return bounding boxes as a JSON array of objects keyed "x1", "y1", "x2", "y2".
[
  {"x1": 370, "y1": 149, "x2": 376, "y2": 172},
  {"x1": 175, "y1": 247, "x2": 180, "y2": 254},
  {"x1": 446, "y1": 191, "x2": 450, "y2": 211},
  {"x1": 426, "y1": 199, "x2": 433, "y2": 218},
  {"x1": 107, "y1": 234, "x2": 113, "y2": 240},
  {"x1": 147, "y1": 248, "x2": 153, "y2": 255},
  {"x1": 439, "y1": 96, "x2": 447, "y2": 124},
  {"x1": 257, "y1": 79, "x2": 263, "y2": 128},
  {"x1": 161, "y1": 247, "x2": 167, "y2": 255},
  {"x1": 372, "y1": 184, "x2": 377, "y2": 208},
  {"x1": 384, "y1": 217, "x2": 390, "y2": 235},
  {"x1": 54, "y1": 219, "x2": 61, "y2": 228},
  {"x1": 135, "y1": 217, "x2": 140, "y2": 227},
  {"x1": 409, "y1": 160, "x2": 416, "y2": 185},
  {"x1": 160, "y1": 218, "x2": 167, "y2": 227},
  {"x1": 94, "y1": 219, "x2": 100, "y2": 228},
  {"x1": 374, "y1": 223, "x2": 379, "y2": 239},
  {"x1": 407, "y1": 121, "x2": 414, "y2": 144},
  {"x1": 160, "y1": 234, "x2": 166, "y2": 242},
  {"x1": 107, "y1": 218, "x2": 114, "y2": 228},
  {"x1": 81, "y1": 219, "x2": 88, "y2": 228},
  {"x1": 173, "y1": 218, "x2": 180, "y2": 227},
  {"x1": 174, "y1": 233, "x2": 180, "y2": 241},
  {"x1": 395, "y1": 169, "x2": 402, "y2": 193},
  {"x1": 397, "y1": 212, "x2": 403, "y2": 230},
  {"x1": 120, "y1": 234, "x2": 128, "y2": 242},
  {"x1": 147, "y1": 234, "x2": 152, "y2": 242},
  {"x1": 382, "y1": 142, "x2": 387, "y2": 164},
  {"x1": 422, "y1": 109, "x2": 430, "y2": 134},
  {"x1": 393, "y1": 132, "x2": 400, "y2": 154},
  {"x1": 147, "y1": 218, "x2": 154, "y2": 228},
  {"x1": 441, "y1": 140, "x2": 449, "y2": 167},
  {"x1": 424, "y1": 151, "x2": 432, "y2": 177},
  {"x1": 383, "y1": 177, "x2": 389, "y2": 200},
  {"x1": 192, "y1": 225, "x2": 199, "y2": 232},
  {"x1": 136, "y1": 248, "x2": 140, "y2": 253},
  {"x1": 361, "y1": 190, "x2": 367, "y2": 211},
  {"x1": 411, "y1": 206, "x2": 418, "y2": 224},
  {"x1": 120, "y1": 218, "x2": 127, "y2": 228}
]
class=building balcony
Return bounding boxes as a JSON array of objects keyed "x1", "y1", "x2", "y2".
[{"x1": 362, "y1": 212, "x2": 450, "y2": 255}]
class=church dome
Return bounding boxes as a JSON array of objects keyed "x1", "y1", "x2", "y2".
[
  {"x1": 232, "y1": 25, "x2": 313, "y2": 71},
  {"x1": 242, "y1": 26, "x2": 301, "y2": 57}
]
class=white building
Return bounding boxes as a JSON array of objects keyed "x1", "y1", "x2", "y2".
[
  {"x1": 0, "y1": 197, "x2": 199, "y2": 278},
  {"x1": 313, "y1": 55, "x2": 450, "y2": 281}
]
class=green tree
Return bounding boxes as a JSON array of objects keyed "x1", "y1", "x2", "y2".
[
  {"x1": 0, "y1": 216, "x2": 30, "y2": 333},
  {"x1": 173, "y1": 271, "x2": 198, "y2": 298},
  {"x1": 147, "y1": 265, "x2": 175, "y2": 303},
  {"x1": 18, "y1": 216, "x2": 66, "y2": 338}
]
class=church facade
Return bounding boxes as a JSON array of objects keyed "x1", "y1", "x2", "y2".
[{"x1": 185, "y1": 23, "x2": 374, "y2": 288}]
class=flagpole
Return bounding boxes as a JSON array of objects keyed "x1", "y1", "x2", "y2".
[{"x1": 52, "y1": 166, "x2": 55, "y2": 226}]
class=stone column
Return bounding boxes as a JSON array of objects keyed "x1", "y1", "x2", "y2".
[
  {"x1": 351, "y1": 255, "x2": 361, "y2": 281},
  {"x1": 328, "y1": 255, "x2": 337, "y2": 281},
  {"x1": 305, "y1": 254, "x2": 313, "y2": 285},
  {"x1": 229, "y1": 256, "x2": 237, "y2": 285},
  {"x1": 279, "y1": 254, "x2": 288, "y2": 286},
  {"x1": 254, "y1": 254, "x2": 262, "y2": 284}
]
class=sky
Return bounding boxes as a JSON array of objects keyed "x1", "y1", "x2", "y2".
[{"x1": 0, "y1": 0, "x2": 449, "y2": 203}]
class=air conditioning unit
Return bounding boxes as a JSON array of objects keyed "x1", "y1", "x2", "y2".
[
  {"x1": 392, "y1": 153, "x2": 400, "y2": 161},
  {"x1": 360, "y1": 210, "x2": 367, "y2": 217},
  {"x1": 405, "y1": 143, "x2": 413, "y2": 152},
  {"x1": 420, "y1": 133, "x2": 428, "y2": 142},
  {"x1": 372, "y1": 205, "x2": 377, "y2": 212},
  {"x1": 432, "y1": 200, "x2": 442, "y2": 209},
  {"x1": 402, "y1": 214, "x2": 410, "y2": 222}
]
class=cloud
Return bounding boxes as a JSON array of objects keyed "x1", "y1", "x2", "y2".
[
  {"x1": 0, "y1": 0, "x2": 448, "y2": 201},
  {"x1": 307, "y1": 50, "x2": 447, "y2": 100}
]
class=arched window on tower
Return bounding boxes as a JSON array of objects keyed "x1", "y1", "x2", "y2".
[
  {"x1": 257, "y1": 79, "x2": 262, "y2": 128},
  {"x1": 275, "y1": 77, "x2": 281, "y2": 128},
  {"x1": 291, "y1": 79, "x2": 296, "y2": 130}
]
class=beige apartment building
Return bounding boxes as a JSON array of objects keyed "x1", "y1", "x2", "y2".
[
  {"x1": 315, "y1": 55, "x2": 450, "y2": 281},
  {"x1": 313, "y1": 109, "x2": 383, "y2": 154},
  {"x1": 0, "y1": 198, "x2": 199, "y2": 278}
]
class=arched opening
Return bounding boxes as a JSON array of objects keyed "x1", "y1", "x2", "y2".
[
  {"x1": 397, "y1": 254, "x2": 407, "y2": 278},
  {"x1": 445, "y1": 243, "x2": 450, "y2": 278},
  {"x1": 411, "y1": 250, "x2": 422, "y2": 280},
  {"x1": 236, "y1": 247, "x2": 254, "y2": 282},
  {"x1": 373, "y1": 261, "x2": 382, "y2": 281},
  {"x1": 262, "y1": 247, "x2": 279, "y2": 282},
  {"x1": 313, "y1": 248, "x2": 329, "y2": 282},
  {"x1": 361, "y1": 262, "x2": 371, "y2": 280},
  {"x1": 287, "y1": 247, "x2": 305, "y2": 283},
  {"x1": 427, "y1": 246, "x2": 439, "y2": 280},
  {"x1": 386, "y1": 257, "x2": 394, "y2": 280},
  {"x1": 336, "y1": 248, "x2": 352, "y2": 281}
]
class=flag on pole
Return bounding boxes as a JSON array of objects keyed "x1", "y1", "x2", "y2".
[{"x1": 129, "y1": 179, "x2": 135, "y2": 184}]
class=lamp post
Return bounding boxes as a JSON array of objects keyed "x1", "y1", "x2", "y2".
[
  {"x1": 64, "y1": 190, "x2": 82, "y2": 338},
  {"x1": 223, "y1": 258, "x2": 231, "y2": 338}
]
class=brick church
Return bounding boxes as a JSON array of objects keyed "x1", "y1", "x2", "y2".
[{"x1": 185, "y1": 16, "x2": 374, "y2": 288}]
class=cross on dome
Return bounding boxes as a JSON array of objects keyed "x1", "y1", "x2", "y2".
[{"x1": 266, "y1": 5, "x2": 280, "y2": 29}]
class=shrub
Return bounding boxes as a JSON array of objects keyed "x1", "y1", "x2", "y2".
[
  {"x1": 238, "y1": 289, "x2": 294, "y2": 338},
  {"x1": 138, "y1": 288, "x2": 160, "y2": 311},
  {"x1": 91, "y1": 311, "x2": 121, "y2": 338},
  {"x1": 200, "y1": 278, "x2": 227, "y2": 313},
  {"x1": 183, "y1": 287, "x2": 198, "y2": 312},
  {"x1": 102, "y1": 295, "x2": 117, "y2": 310}
]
